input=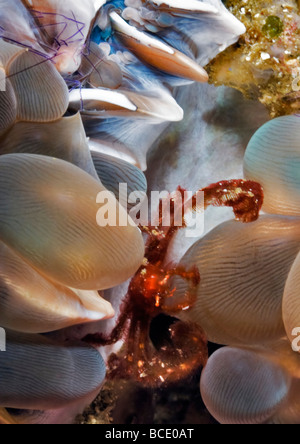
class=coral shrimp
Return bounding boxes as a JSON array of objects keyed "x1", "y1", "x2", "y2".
[{"x1": 84, "y1": 180, "x2": 264, "y2": 387}]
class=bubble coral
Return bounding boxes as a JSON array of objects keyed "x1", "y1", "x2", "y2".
[
  {"x1": 174, "y1": 114, "x2": 300, "y2": 424},
  {"x1": 3, "y1": 0, "x2": 299, "y2": 427},
  {"x1": 0, "y1": 0, "x2": 252, "y2": 424}
]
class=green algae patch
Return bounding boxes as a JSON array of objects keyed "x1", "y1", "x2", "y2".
[{"x1": 262, "y1": 16, "x2": 284, "y2": 39}]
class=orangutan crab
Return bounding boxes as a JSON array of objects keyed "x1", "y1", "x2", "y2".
[{"x1": 84, "y1": 179, "x2": 264, "y2": 387}]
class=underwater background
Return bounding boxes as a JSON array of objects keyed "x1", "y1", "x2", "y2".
[{"x1": 0, "y1": 0, "x2": 300, "y2": 425}]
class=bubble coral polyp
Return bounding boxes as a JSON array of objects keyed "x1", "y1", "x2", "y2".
[{"x1": 84, "y1": 180, "x2": 264, "y2": 387}]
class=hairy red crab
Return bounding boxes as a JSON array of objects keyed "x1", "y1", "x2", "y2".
[{"x1": 84, "y1": 180, "x2": 264, "y2": 387}]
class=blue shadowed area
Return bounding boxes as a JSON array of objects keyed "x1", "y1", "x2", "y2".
[
  {"x1": 285, "y1": 159, "x2": 300, "y2": 187},
  {"x1": 107, "y1": 0, "x2": 126, "y2": 9},
  {"x1": 90, "y1": 0, "x2": 126, "y2": 45},
  {"x1": 91, "y1": 25, "x2": 112, "y2": 43}
]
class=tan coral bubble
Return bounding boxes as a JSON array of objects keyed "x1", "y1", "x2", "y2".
[
  {"x1": 0, "y1": 75, "x2": 17, "y2": 137},
  {"x1": 0, "y1": 241, "x2": 114, "y2": 334},
  {"x1": 0, "y1": 408, "x2": 18, "y2": 424},
  {"x1": 200, "y1": 347, "x2": 291, "y2": 424},
  {"x1": 0, "y1": 331, "x2": 107, "y2": 410},
  {"x1": 173, "y1": 215, "x2": 300, "y2": 346},
  {"x1": 0, "y1": 41, "x2": 24, "y2": 136},
  {"x1": 91, "y1": 150, "x2": 147, "y2": 210},
  {"x1": 0, "y1": 39, "x2": 26, "y2": 68},
  {"x1": 8, "y1": 51, "x2": 69, "y2": 122},
  {"x1": 244, "y1": 115, "x2": 300, "y2": 216},
  {"x1": 89, "y1": 137, "x2": 141, "y2": 168},
  {"x1": 256, "y1": 339, "x2": 300, "y2": 380},
  {"x1": 0, "y1": 153, "x2": 145, "y2": 290},
  {"x1": 270, "y1": 379, "x2": 300, "y2": 424},
  {"x1": 0, "y1": 113, "x2": 98, "y2": 178}
]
